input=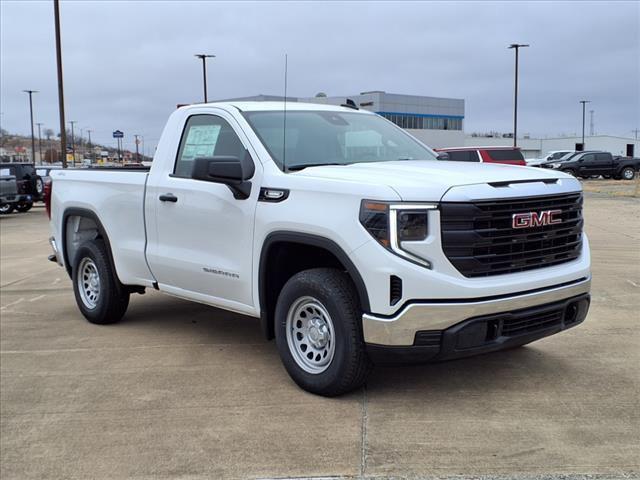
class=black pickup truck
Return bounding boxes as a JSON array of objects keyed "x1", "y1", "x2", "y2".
[{"x1": 541, "y1": 151, "x2": 639, "y2": 180}]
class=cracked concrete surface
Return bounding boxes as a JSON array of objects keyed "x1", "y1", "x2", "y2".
[{"x1": 1, "y1": 194, "x2": 639, "y2": 479}]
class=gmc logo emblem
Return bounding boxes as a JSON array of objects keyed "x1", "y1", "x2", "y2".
[{"x1": 512, "y1": 210, "x2": 562, "y2": 229}]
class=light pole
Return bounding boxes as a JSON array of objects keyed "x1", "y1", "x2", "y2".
[
  {"x1": 87, "y1": 129, "x2": 93, "y2": 163},
  {"x1": 23, "y1": 90, "x2": 38, "y2": 163},
  {"x1": 508, "y1": 44, "x2": 529, "y2": 148},
  {"x1": 69, "y1": 120, "x2": 77, "y2": 166},
  {"x1": 54, "y1": 0, "x2": 67, "y2": 167},
  {"x1": 36, "y1": 122, "x2": 43, "y2": 164},
  {"x1": 134, "y1": 134, "x2": 141, "y2": 162},
  {"x1": 194, "y1": 53, "x2": 215, "y2": 103},
  {"x1": 579, "y1": 100, "x2": 590, "y2": 149}
]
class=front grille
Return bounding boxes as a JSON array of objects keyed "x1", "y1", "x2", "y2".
[{"x1": 440, "y1": 193, "x2": 583, "y2": 277}]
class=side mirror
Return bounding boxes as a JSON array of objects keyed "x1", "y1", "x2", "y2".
[
  {"x1": 191, "y1": 150, "x2": 255, "y2": 199},
  {"x1": 436, "y1": 152, "x2": 450, "y2": 161}
]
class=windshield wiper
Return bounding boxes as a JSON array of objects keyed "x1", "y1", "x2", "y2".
[{"x1": 286, "y1": 162, "x2": 347, "y2": 172}]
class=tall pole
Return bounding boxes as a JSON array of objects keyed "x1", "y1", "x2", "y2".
[
  {"x1": 579, "y1": 100, "x2": 590, "y2": 148},
  {"x1": 134, "y1": 134, "x2": 140, "y2": 162},
  {"x1": 87, "y1": 129, "x2": 92, "y2": 163},
  {"x1": 194, "y1": 54, "x2": 215, "y2": 103},
  {"x1": 508, "y1": 44, "x2": 529, "y2": 148},
  {"x1": 23, "y1": 90, "x2": 38, "y2": 163},
  {"x1": 69, "y1": 120, "x2": 76, "y2": 166},
  {"x1": 36, "y1": 122, "x2": 43, "y2": 164},
  {"x1": 54, "y1": 0, "x2": 67, "y2": 168}
]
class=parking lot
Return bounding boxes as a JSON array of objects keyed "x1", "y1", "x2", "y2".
[{"x1": 1, "y1": 188, "x2": 639, "y2": 479}]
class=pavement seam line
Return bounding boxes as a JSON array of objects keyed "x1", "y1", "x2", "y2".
[{"x1": 360, "y1": 384, "x2": 368, "y2": 478}]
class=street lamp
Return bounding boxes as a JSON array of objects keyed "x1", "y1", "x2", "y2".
[
  {"x1": 86, "y1": 129, "x2": 93, "y2": 163},
  {"x1": 579, "y1": 100, "x2": 591, "y2": 149},
  {"x1": 22, "y1": 90, "x2": 38, "y2": 163},
  {"x1": 53, "y1": 0, "x2": 67, "y2": 167},
  {"x1": 36, "y1": 122, "x2": 43, "y2": 164},
  {"x1": 194, "y1": 53, "x2": 215, "y2": 103},
  {"x1": 507, "y1": 44, "x2": 529, "y2": 148},
  {"x1": 69, "y1": 120, "x2": 77, "y2": 166}
]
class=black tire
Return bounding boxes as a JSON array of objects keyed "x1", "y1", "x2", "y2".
[
  {"x1": 72, "y1": 239, "x2": 130, "y2": 324},
  {"x1": 603, "y1": 175, "x2": 612, "y2": 179},
  {"x1": 15, "y1": 201, "x2": 33, "y2": 213},
  {"x1": 620, "y1": 167, "x2": 635, "y2": 180},
  {"x1": 274, "y1": 268, "x2": 372, "y2": 396},
  {"x1": 0, "y1": 203, "x2": 14, "y2": 214}
]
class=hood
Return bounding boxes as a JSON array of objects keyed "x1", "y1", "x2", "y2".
[{"x1": 293, "y1": 160, "x2": 577, "y2": 201}]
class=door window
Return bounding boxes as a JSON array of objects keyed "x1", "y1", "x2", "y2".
[
  {"x1": 174, "y1": 115, "x2": 246, "y2": 177},
  {"x1": 595, "y1": 153, "x2": 610, "y2": 162},
  {"x1": 581, "y1": 154, "x2": 595, "y2": 163}
]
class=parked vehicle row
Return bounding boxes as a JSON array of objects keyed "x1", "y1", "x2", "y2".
[
  {"x1": 540, "y1": 151, "x2": 639, "y2": 180},
  {"x1": 434, "y1": 147, "x2": 638, "y2": 180},
  {"x1": 47, "y1": 101, "x2": 591, "y2": 396},
  {"x1": 0, "y1": 162, "x2": 46, "y2": 214}
]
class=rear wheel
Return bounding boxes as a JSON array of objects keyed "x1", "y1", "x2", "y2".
[
  {"x1": 621, "y1": 167, "x2": 635, "y2": 180},
  {"x1": 0, "y1": 203, "x2": 14, "y2": 214},
  {"x1": 72, "y1": 239, "x2": 130, "y2": 324},
  {"x1": 15, "y1": 201, "x2": 33, "y2": 213},
  {"x1": 275, "y1": 268, "x2": 372, "y2": 396}
]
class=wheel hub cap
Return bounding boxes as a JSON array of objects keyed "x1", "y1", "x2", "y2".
[
  {"x1": 77, "y1": 257, "x2": 100, "y2": 309},
  {"x1": 285, "y1": 296, "x2": 335, "y2": 374}
]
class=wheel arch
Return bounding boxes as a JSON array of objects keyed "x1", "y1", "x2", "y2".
[
  {"x1": 61, "y1": 207, "x2": 118, "y2": 280},
  {"x1": 258, "y1": 232, "x2": 370, "y2": 340}
]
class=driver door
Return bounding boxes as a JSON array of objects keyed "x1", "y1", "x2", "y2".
[{"x1": 145, "y1": 113, "x2": 260, "y2": 312}]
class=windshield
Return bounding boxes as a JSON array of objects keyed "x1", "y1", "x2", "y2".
[{"x1": 243, "y1": 110, "x2": 437, "y2": 170}]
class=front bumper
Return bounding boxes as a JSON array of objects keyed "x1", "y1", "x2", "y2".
[
  {"x1": 363, "y1": 277, "x2": 590, "y2": 355},
  {"x1": 0, "y1": 193, "x2": 31, "y2": 206}
]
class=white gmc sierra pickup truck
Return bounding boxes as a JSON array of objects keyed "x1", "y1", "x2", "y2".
[{"x1": 47, "y1": 102, "x2": 591, "y2": 396}]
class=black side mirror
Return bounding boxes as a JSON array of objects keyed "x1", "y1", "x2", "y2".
[
  {"x1": 436, "y1": 152, "x2": 450, "y2": 161},
  {"x1": 191, "y1": 150, "x2": 255, "y2": 199}
]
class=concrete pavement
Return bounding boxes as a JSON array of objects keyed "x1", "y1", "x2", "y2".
[{"x1": 1, "y1": 195, "x2": 639, "y2": 479}]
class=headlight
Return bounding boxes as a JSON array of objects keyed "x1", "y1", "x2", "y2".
[
  {"x1": 549, "y1": 162, "x2": 561, "y2": 168},
  {"x1": 360, "y1": 200, "x2": 437, "y2": 268}
]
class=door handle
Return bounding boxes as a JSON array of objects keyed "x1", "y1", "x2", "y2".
[{"x1": 159, "y1": 193, "x2": 178, "y2": 203}]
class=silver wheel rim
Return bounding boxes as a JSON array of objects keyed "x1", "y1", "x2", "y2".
[
  {"x1": 0, "y1": 204, "x2": 11, "y2": 213},
  {"x1": 77, "y1": 257, "x2": 100, "y2": 309},
  {"x1": 623, "y1": 169, "x2": 634, "y2": 179},
  {"x1": 286, "y1": 296, "x2": 335, "y2": 374}
]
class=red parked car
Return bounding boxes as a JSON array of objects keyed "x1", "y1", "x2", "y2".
[{"x1": 435, "y1": 146, "x2": 526, "y2": 166}]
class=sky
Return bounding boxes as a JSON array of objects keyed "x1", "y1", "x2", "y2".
[{"x1": 1, "y1": 0, "x2": 639, "y2": 153}]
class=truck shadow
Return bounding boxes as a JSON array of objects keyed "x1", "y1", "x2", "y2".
[{"x1": 123, "y1": 293, "x2": 581, "y2": 398}]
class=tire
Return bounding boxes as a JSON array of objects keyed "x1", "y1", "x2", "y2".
[
  {"x1": 0, "y1": 203, "x2": 14, "y2": 214},
  {"x1": 603, "y1": 175, "x2": 612, "y2": 179},
  {"x1": 15, "y1": 201, "x2": 33, "y2": 213},
  {"x1": 35, "y1": 177, "x2": 44, "y2": 196},
  {"x1": 72, "y1": 239, "x2": 130, "y2": 324},
  {"x1": 620, "y1": 167, "x2": 635, "y2": 180},
  {"x1": 274, "y1": 268, "x2": 372, "y2": 396}
]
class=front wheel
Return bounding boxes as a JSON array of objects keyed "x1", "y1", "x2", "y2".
[
  {"x1": 620, "y1": 167, "x2": 635, "y2": 180},
  {"x1": 72, "y1": 239, "x2": 130, "y2": 324},
  {"x1": 275, "y1": 268, "x2": 372, "y2": 396},
  {"x1": 15, "y1": 201, "x2": 33, "y2": 213},
  {"x1": 0, "y1": 203, "x2": 14, "y2": 214}
]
